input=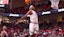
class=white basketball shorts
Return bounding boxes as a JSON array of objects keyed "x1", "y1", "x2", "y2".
[{"x1": 29, "y1": 23, "x2": 39, "y2": 35}]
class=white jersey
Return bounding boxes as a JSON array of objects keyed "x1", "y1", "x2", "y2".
[{"x1": 29, "y1": 10, "x2": 38, "y2": 23}]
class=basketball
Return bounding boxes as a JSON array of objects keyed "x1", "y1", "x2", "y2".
[{"x1": 25, "y1": 0, "x2": 31, "y2": 5}]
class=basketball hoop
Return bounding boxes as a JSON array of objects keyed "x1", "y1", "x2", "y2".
[{"x1": 50, "y1": 0, "x2": 60, "y2": 9}]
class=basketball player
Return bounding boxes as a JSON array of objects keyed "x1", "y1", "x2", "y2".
[
  {"x1": 16, "y1": 5, "x2": 39, "y2": 37},
  {"x1": 1, "y1": 26, "x2": 8, "y2": 37}
]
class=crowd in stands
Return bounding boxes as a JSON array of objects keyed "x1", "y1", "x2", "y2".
[{"x1": 0, "y1": 21, "x2": 64, "y2": 37}]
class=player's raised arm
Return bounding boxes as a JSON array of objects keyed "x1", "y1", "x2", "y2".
[
  {"x1": 15, "y1": 10, "x2": 32, "y2": 25},
  {"x1": 20, "y1": 11, "x2": 32, "y2": 20}
]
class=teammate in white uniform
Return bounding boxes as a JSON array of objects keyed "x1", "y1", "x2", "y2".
[{"x1": 16, "y1": 5, "x2": 39, "y2": 37}]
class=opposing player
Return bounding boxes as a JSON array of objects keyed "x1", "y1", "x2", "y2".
[
  {"x1": 1, "y1": 26, "x2": 8, "y2": 37},
  {"x1": 16, "y1": 5, "x2": 39, "y2": 37}
]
